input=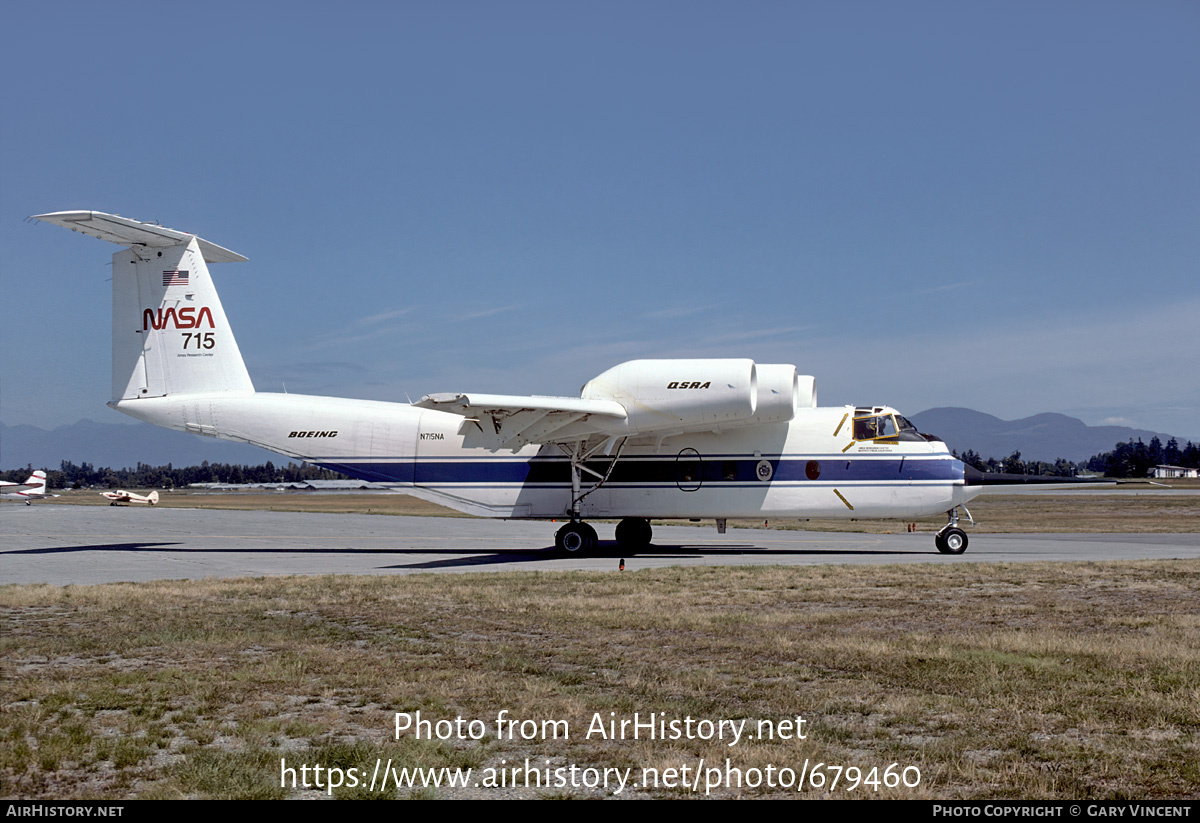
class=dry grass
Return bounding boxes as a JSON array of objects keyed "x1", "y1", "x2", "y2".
[{"x1": 3, "y1": 561, "x2": 1198, "y2": 799}]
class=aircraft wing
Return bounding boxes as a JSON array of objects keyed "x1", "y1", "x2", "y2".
[
  {"x1": 415, "y1": 393, "x2": 628, "y2": 451},
  {"x1": 0, "y1": 481, "x2": 37, "y2": 492}
]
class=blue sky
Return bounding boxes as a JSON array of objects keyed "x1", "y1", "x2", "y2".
[{"x1": 3, "y1": 1, "x2": 1198, "y2": 441}]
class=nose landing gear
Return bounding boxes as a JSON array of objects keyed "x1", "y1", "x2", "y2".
[{"x1": 934, "y1": 505, "x2": 973, "y2": 554}]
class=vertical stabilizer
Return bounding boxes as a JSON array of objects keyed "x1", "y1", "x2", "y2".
[
  {"x1": 32, "y1": 211, "x2": 254, "y2": 401},
  {"x1": 112, "y1": 238, "x2": 253, "y2": 399}
]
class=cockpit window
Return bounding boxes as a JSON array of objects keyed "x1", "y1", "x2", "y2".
[
  {"x1": 852, "y1": 410, "x2": 924, "y2": 442},
  {"x1": 852, "y1": 409, "x2": 886, "y2": 440}
]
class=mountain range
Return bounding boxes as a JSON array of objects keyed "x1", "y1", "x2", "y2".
[
  {"x1": 907, "y1": 408, "x2": 1187, "y2": 464},
  {"x1": 1, "y1": 419, "x2": 281, "y2": 470},
  {"x1": 1, "y1": 410, "x2": 1189, "y2": 470}
]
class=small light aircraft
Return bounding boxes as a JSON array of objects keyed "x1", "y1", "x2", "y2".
[
  {"x1": 0, "y1": 470, "x2": 48, "y2": 504},
  {"x1": 100, "y1": 489, "x2": 160, "y2": 506},
  {"x1": 35, "y1": 210, "x2": 1046, "y2": 555}
]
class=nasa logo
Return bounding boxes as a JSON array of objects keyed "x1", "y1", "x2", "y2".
[
  {"x1": 667, "y1": 381, "x2": 711, "y2": 389},
  {"x1": 142, "y1": 306, "x2": 215, "y2": 330}
]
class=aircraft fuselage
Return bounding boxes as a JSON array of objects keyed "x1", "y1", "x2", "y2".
[{"x1": 113, "y1": 393, "x2": 979, "y2": 520}]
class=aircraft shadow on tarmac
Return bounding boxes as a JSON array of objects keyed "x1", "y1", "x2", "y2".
[
  {"x1": 2, "y1": 542, "x2": 186, "y2": 555},
  {"x1": 2, "y1": 540, "x2": 928, "y2": 570},
  {"x1": 382, "y1": 541, "x2": 927, "y2": 570}
]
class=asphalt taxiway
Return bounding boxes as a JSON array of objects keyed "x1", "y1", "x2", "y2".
[{"x1": 2, "y1": 505, "x2": 1198, "y2": 585}]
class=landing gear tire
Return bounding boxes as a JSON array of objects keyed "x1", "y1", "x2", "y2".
[
  {"x1": 614, "y1": 518, "x2": 652, "y2": 554},
  {"x1": 555, "y1": 521, "x2": 597, "y2": 555},
  {"x1": 935, "y1": 527, "x2": 968, "y2": 554}
]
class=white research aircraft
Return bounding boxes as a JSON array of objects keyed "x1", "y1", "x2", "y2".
[
  {"x1": 100, "y1": 489, "x2": 159, "y2": 506},
  {"x1": 0, "y1": 470, "x2": 49, "y2": 504},
  {"x1": 34, "y1": 209, "x2": 1049, "y2": 555}
]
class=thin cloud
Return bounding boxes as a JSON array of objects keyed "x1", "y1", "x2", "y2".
[
  {"x1": 455, "y1": 305, "x2": 520, "y2": 321},
  {"x1": 642, "y1": 304, "x2": 717, "y2": 320},
  {"x1": 351, "y1": 307, "x2": 415, "y2": 328},
  {"x1": 706, "y1": 325, "x2": 816, "y2": 345},
  {"x1": 303, "y1": 321, "x2": 422, "y2": 352},
  {"x1": 915, "y1": 280, "x2": 977, "y2": 296}
]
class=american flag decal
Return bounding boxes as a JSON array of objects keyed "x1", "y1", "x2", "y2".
[{"x1": 162, "y1": 270, "x2": 190, "y2": 287}]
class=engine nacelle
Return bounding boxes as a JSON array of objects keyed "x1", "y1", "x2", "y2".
[
  {"x1": 798, "y1": 375, "x2": 816, "y2": 409},
  {"x1": 581, "y1": 359, "x2": 758, "y2": 433},
  {"x1": 753, "y1": 363, "x2": 808, "y2": 423},
  {"x1": 580, "y1": 360, "x2": 818, "y2": 435},
  {"x1": 757, "y1": 364, "x2": 817, "y2": 412}
]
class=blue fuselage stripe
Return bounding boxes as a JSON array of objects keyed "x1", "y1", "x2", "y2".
[{"x1": 318, "y1": 457, "x2": 965, "y2": 486}]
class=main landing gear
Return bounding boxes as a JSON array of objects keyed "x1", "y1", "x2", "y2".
[
  {"x1": 553, "y1": 437, "x2": 649, "y2": 556},
  {"x1": 934, "y1": 505, "x2": 973, "y2": 554},
  {"x1": 555, "y1": 521, "x2": 598, "y2": 554},
  {"x1": 614, "y1": 517, "x2": 652, "y2": 553},
  {"x1": 554, "y1": 517, "x2": 654, "y2": 556}
]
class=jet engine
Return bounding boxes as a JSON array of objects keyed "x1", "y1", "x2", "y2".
[
  {"x1": 754, "y1": 363, "x2": 816, "y2": 423},
  {"x1": 580, "y1": 359, "x2": 815, "y2": 434}
]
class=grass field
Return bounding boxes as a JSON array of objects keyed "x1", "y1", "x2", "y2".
[
  {"x1": 3, "y1": 560, "x2": 1198, "y2": 799},
  {"x1": 6, "y1": 489, "x2": 1198, "y2": 799}
]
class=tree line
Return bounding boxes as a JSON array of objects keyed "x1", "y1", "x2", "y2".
[
  {"x1": 954, "y1": 450, "x2": 1079, "y2": 477},
  {"x1": 1084, "y1": 437, "x2": 1200, "y2": 478},
  {"x1": 953, "y1": 435, "x2": 1199, "y2": 479},
  {"x1": 1, "y1": 460, "x2": 347, "y2": 490}
]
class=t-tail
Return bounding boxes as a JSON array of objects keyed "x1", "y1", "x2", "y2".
[{"x1": 32, "y1": 211, "x2": 254, "y2": 411}]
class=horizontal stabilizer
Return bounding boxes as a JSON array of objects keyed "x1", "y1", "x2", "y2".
[{"x1": 32, "y1": 211, "x2": 247, "y2": 263}]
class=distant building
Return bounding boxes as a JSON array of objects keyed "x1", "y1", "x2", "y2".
[{"x1": 1150, "y1": 465, "x2": 1198, "y2": 479}]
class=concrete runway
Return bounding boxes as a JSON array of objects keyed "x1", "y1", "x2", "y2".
[{"x1": 2, "y1": 504, "x2": 1199, "y2": 585}]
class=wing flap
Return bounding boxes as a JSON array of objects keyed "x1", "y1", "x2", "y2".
[
  {"x1": 416, "y1": 393, "x2": 626, "y2": 417},
  {"x1": 417, "y1": 393, "x2": 626, "y2": 450}
]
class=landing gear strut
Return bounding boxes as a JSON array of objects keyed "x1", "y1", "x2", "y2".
[
  {"x1": 552, "y1": 438, "x2": 627, "y2": 556},
  {"x1": 934, "y1": 505, "x2": 973, "y2": 554}
]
